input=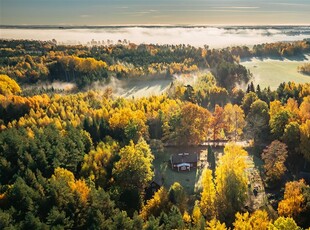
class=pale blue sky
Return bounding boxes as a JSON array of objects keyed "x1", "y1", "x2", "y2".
[{"x1": 1, "y1": 0, "x2": 310, "y2": 25}]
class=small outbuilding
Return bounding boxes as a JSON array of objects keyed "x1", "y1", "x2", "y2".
[{"x1": 170, "y1": 152, "x2": 199, "y2": 171}]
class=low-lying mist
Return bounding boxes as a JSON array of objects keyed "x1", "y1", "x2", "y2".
[
  {"x1": 89, "y1": 72, "x2": 204, "y2": 98},
  {"x1": 22, "y1": 73, "x2": 202, "y2": 98},
  {"x1": 23, "y1": 81, "x2": 76, "y2": 92},
  {"x1": 89, "y1": 75, "x2": 173, "y2": 98},
  {"x1": 2, "y1": 26, "x2": 310, "y2": 48}
]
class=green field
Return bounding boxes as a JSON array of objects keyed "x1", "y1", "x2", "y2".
[{"x1": 242, "y1": 57, "x2": 310, "y2": 90}]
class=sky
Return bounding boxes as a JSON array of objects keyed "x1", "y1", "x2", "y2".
[{"x1": 1, "y1": 0, "x2": 310, "y2": 26}]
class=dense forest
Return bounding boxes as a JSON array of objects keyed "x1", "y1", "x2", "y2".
[{"x1": 0, "y1": 39, "x2": 310, "y2": 229}]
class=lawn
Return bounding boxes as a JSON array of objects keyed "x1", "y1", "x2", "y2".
[
  {"x1": 241, "y1": 57, "x2": 310, "y2": 90},
  {"x1": 153, "y1": 146, "x2": 209, "y2": 194},
  {"x1": 153, "y1": 146, "x2": 223, "y2": 195}
]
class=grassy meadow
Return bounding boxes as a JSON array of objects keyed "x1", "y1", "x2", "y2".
[{"x1": 242, "y1": 57, "x2": 310, "y2": 90}]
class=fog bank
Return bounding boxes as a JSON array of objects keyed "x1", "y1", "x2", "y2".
[{"x1": 1, "y1": 26, "x2": 310, "y2": 48}]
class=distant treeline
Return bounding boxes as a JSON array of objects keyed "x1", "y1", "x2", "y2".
[
  {"x1": 0, "y1": 39, "x2": 253, "y2": 89},
  {"x1": 229, "y1": 40, "x2": 310, "y2": 59}
]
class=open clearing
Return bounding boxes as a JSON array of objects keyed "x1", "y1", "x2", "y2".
[
  {"x1": 153, "y1": 146, "x2": 225, "y2": 195},
  {"x1": 242, "y1": 57, "x2": 310, "y2": 90},
  {"x1": 153, "y1": 145, "x2": 268, "y2": 210},
  {"x1": 153, "y1": 146, "x2": 209, "y2": 194}
]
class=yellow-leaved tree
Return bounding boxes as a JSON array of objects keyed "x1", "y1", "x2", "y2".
[
  {"x1": 233, "y1": 210, "x2": 270, "y2": 230},
  {"x1": 268, "y1": 216, "x2": 299, "y2": 230},
  {"x1": 205, "y1": 218, "x2": 227, "y2": 230},
  {"x1": 69, "y1": 179, "x2": 90, "y2": 205},
  {"x1": 112, "y1": 139, "x2": 154, "y2": 193},
  {"x1": 49, "y1": 168, "x2": 91, "y2": 227},
  {"x1": 140, "y1": 187, "x2": 170, "y2": 220},
  {"x1": 215, "y1": 143, "x2": 249, "y2": 224},
  {"x1": 299, "y1": 96, "x2": 310, "y2": 123},
  {"x1": 183, "y1": 211, "x2": 191, "y2": 228},
  {"x1": 50, "y1": 167, "x2": 90, "y2": 207},
  {"x1": 192, "y1": 201, "x2": 204, "y2": 229},
  {"x1": 109, "y1": 107, "x2": 147, "y2": 142},
  {"x1": 81, "y1": 140, "x2": 119, "y2": 188},
  {"x1": 0, "y1": 74, "x2": 21, "y2": 95},
  {"x1": 223, "y1": 103, "x2": 246, "y2": 141},
  {"x1": 200, "y1": 168, "x2": 216, "y2": 220}
]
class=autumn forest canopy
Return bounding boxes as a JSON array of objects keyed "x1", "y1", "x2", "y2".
[{"x1": 0, "y1": 39, "x2": 310, "y2": 229}]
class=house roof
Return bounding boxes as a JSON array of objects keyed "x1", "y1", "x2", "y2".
[{"x1": 171, "y1": 152, "x2": 198, "y2": 164}]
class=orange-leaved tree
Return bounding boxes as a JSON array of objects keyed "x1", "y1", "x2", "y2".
[{"x1": 278, "y1": 179, "x2": 307, "y2": 219}]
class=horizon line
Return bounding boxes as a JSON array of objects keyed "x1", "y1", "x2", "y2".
[{"x1": 1, "y1": 23, "x2": 310, "y2": 28}]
